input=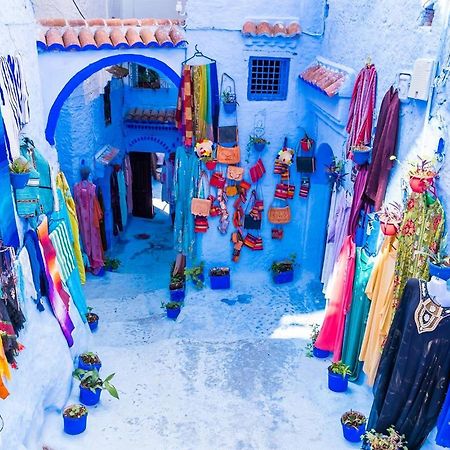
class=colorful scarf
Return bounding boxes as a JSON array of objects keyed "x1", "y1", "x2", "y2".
[{"x1": 176, "y1": 65, "x2": 194, "y2": 147}]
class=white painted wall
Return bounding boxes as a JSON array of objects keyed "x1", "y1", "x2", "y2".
[
  {"x1": 32, "y1": 0, "x2": 109, "y2": 19},
  {"x1": 111, "y1": 0, "x2": 178, "y2": 19}
]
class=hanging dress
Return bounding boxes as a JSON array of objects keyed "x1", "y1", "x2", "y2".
[
  {"x1": 73, "y1": 179, "x2": 104, "y2": 273},
  {"x1": 392, "y1": 193, "x2": 444, "y2": 306},
  {"x1": 124, "y1": 154, "x2": 133, "y2": 214},
  {"x1": 315, "y1": 235, "x2": 356, "y2": 361},
  {"x1": 341, "y1": 247, "x2": 374, "y2": 381},
  {"x1": 117, "y1": 168, "x2": 128, "y2": 228},
  {"x1": 367, "y1": 279, "x2": 450, "y2": 450},
  {"x1": 359, "y1": 236, "x2": 398, "y2": 385},
  {"x1": 110, "y1": 169, "x2": 123, "y2": 236}
]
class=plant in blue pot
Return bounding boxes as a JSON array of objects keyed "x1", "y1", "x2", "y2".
[
  {"x1": 221, "y1": 88, "x2": 238, "y2": 114},
  {"x1": 78, "y1": 352, "x2": 102, "y2": 372},
  {"x1": 63, "y1": 404, "x2": 88, "y2": 435},
  {"x1": 9, "y1": 157, "x2": 31, "y2": 189},
  {"x1": 363, "y1": 426, "x2": 408, "y2": 450},
  {"x1": 271, "y1": 255, "x2": 296, "y2": 284},
  {"x1": 351, "y1": 144, "x2": 372, "y2": 166},
  {"x1": 341, "y1": 410, "x2": 367, "y2": 443},
  {"x1": 162, "y1": 301, "x2": 182, "y2": 320},
  {"x1": 209, "y1": 267, "x2": 231, "y2": 290},
  {"x1": 73, "y1": 368, "x2": 119, "y2": 406},
  {"x1": 328, "y1": 361, "x2": 351, "y2": 392},
  {"x1": 85, "y1": 307, "x2": 99, "y2": 332},
  {"x1": 417, "y1": 235, "x2": 450, "y2": 281},
  {"x1": 305, "y1": 323, "x2": 330, "y2": 358}
]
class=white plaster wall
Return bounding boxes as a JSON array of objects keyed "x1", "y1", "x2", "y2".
[
  {"x1": 113, "y1": 0, "x2": 178, "y2": 19},
  {"x1": 32, "y1": 0, "x2": 109, "y2": 19}
]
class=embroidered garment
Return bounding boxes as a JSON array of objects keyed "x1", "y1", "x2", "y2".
[
  {"x1": 392, "y1": 193, "x2": 444, "y2": 305},
  {"x1": 73, "y1": 180, "x2": 104, "y2": 272},
  {"x1": 359, "y1": 236, "x2": 398, "y2": 385},
  {"x1": 124, "y1": 154, "x2": 133, "y2": 214},
  {"x1": 117, "y1": 168, "x2": 128, "y2": 228},
  {"x1": 176, "y1": 65, "x2": 194, "y2": 146},
  {"x1": 367, "y1": 279, "x2": 450, "y2": 450},
  {"x1": 37, "y1": 217, "x2": 75, "y2": 347},
  {"x1": 56, "y1": 172, "x2": 86, "y2": 283},
  {"x1": 315, "y1": 235, "x2": 356, "y2": 362}
]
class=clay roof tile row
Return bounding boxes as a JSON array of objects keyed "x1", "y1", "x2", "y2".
[
  {"x1": 37, "y1": 18, "x2": 187, "y2": 52},
  {"x1": 299, "y1": 64, "x2": 347, "y2": 97},
  {"x1": 242, "y1": 20, "x2": 301, "y2": 38}
]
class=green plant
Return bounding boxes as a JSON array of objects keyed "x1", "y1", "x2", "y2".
[
  {"x1": 305, "y1": 323, "x2": 320, "y2": 357},
  {"x1": 391, "y1": 155, "x2": 438, "y2": 178},
  {"x1": 416, "y1": 234, "x2": 450, "y2": 266},
  {"x1": 364, "y1": 426, "x2": 408, "y2": 450},
  {"x1": 73, "y1": 369, "x2": 119, "y2": 399},
  {"x1": 63, "y1": 404, "x2": 88, "y2": 419},
  {"x1": 80, "y1": 352, "x2": 101, "y2": 365},
  {"x1": 9, "y1": 157, "x2": 31, "y2": 174},
  {"x1": 161, "y1": 301, "x2": 181, "y2": 310},
  {"x1": 378, "y1": 201, "x2": 403, "y2": 226},
  {"x1": 271, "y1": 254, "x2": 296, "y2": 274},
  {"x1": 341, "y1": 410, "x2": 367, "y2": 429},
  {"x1": 249, "y1": 135, "x2": 269, "y2": 145},
  {"x1": 328, "y1": 361, "x2": 351, "y2": 378},
  {"x1": 221, "y1": 89, "x2": 238, "y2": 104},
  {"x1": 104, "y1": 257, "x2": 121, "y2": 271},
  {"x1": 184, "y1": 262, "x2": 205, "y2": 289},
  {"x1": 85, "y1": 310, "x2": 99, "y2": 324},
  {"x1": 210, "y1": 267, "x2": 230, "y2": 277}
]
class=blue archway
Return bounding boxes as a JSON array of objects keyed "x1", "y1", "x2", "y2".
[{"x1": 45, "y1": 54, "x2": 181, "y2": 145}]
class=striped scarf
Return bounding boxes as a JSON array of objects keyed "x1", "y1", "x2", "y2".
[{"x1": 176, "y1": 65, "x2": 194, "y2": 147}]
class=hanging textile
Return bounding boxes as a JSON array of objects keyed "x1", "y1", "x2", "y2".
[
  {"x1": 176, "y1": 65, "x2": 194, "y2": 147},
  {"x1": 341, "y1": 247, "x2": 374, "y2": 381},
  {"x1": 359, "y1": 236, "x2": 398, "y2": 385},
  {"x1": 0, "y1": 55, "x2": 30, "y2": 160},
  {"x1": 117, "y1": 167, "x2": 128, "y2": 228},
  {"x1": 124, "y1": 154, "x2": 133, "y2": 214},
  {"x1": 110, "y1": 169, "x2": 123, "y2": 236},
  {"x1": 347, "y1": 165, "x2": 369, "y2": 236},
  {"x1": 364, "y1": 87, "x2": 400, "y2": 209},
  {"x1": 346, "y1": 64, "x2": 377, "y2": 156},
  {"x1": 15, "y1": 246, "x2": 38, "y2": 319},
  {"x1": 392, "y1": 193, "x2": 444, "y2": 305},
  {"x1": 0, "y1": 339, "x2": 10, "y2": 399},
  {"x1": 96, "y1": 186, "x2": 108, "y2": 252},
  {"x1": 174, "y1": 146, "x2": 198, "y2": 256},
  {"x1": 321, "y1": 188, "x2": 352, "y2": 292},
  {"x1": 37, "y1": 217, "x2": 75, "y2": 347},
  {"x1": 367, "y1": 279, "x2": 450, "y2": 450},
  {"x1": 73, "y1": 180, "x2": 104, "y2": 273},
  {"x1": 56, "y1": 172, "x2": 86, "y2": 283},
  {"x1": 315, "y1": 235, "x2": 356, "y2": 361}
]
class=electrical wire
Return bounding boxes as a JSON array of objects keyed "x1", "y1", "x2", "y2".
[{"x1": 71, "y1": 0, "x2": 86, "y2": 19}]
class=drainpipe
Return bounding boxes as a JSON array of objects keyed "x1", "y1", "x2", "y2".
[{"x1": 302, "y1": 0, "x2": 329, "y2": 38}]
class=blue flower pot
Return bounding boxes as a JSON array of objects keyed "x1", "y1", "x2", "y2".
[
  {"x1": 254, "y1": 142, "x2": 266, "y2": 152},
  {"x1": 170, "y1": 286, "x2": 185, "y2": 302},
  {"x1": 63, "y1": 412, "x2": 88, "y2": 435},
  {"x1": 429, "y1": 261, "x2": 450, "y2": 281},
  {"x1": 328, "y1": 371, "x2": 349, "y2": 392},
  {"x1": 273, "y1": 270, "x2": 294, "y2": 284},
  {"x1": 79, "y1": 385, "x2": 101, "y2": 406},
  {"x1": 78, "y1": 356, "x2": 101, "y2": 372},
  {"x1": 313, "y1": 346, "x2": 330, "y2": 359},
  {"x1": 342, "y1": 422, "x2": 366, "y2": 443},
  {"x1": 167, "y1": 307, "x2": 181, "y2": 320},
  {"x1": 88, "y1": 319, "x2": 98, "y2": 332},
  {"x1": 93, "y1": 267, "x2": 105, "y2": 277},
  {"x1": 223, "y1": 102, "x2": 237, "y2": 114},
  {"x1": 210, "y1": 274, "x2": 230, "y2": 290},
  {"x1": 352, "y1": 149, "x2": 371, "y2": 166},
  {"x1": 10, "y1": 172, "x2": 30, "y2": 189}
]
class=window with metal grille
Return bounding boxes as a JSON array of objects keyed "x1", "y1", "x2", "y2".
[{"x1": 247, "y1": 57, "x2": 290, "y2": 101}]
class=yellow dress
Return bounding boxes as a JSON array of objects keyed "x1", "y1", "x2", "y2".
[
  {"x1": 55, "y1": 172, "x2": 86, "y2": 284},
  {"x1": 359, "y1": 236, "x2": 398, "y2": 385},
  {"x1": 0, "y1": 339, "x2": 10, "y2": 399}
]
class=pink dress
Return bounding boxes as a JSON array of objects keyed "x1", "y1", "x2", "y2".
[
  {"x1": 316, "y1": 235, "x2": 356, "y2": 362},
  {"x1": 74, "y1": 180, "x2": 104, "y2": 272}
]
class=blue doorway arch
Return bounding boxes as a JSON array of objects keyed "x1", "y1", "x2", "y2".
[{"x1": 45, "y1": 54, "x2": 181, "y2": 145}]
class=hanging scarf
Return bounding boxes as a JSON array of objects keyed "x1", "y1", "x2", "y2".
[
  {"x1": 176, "y1": 65, "x2": 194, "y2": 147},
  {"x1": 346, "y1": 65, "x2": 377, "y2": 156}
]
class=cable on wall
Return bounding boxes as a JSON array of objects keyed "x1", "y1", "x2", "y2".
[{"x1": 71, "y1": 0, "x2": 86, "y2": 19}]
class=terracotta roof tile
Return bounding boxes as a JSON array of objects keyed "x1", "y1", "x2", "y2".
[
  {"x1": 242, "y1": 21, "x2": 257, "y2": 35},
  {"x1": 126, "y1": 108, "x2": 176, "y2": 124},
  {"x1": 37, "y1": 18, "x2": 187, "y2": 52},
  {"x1": 241, "y1": 19, "x2": 301, "y2": 38},
  {"x1": 300, "y1": 63, "x2": 346, "y2": 97},
  {"x1": 287, "y1": 22, "x2": 301, "y2": 36}
]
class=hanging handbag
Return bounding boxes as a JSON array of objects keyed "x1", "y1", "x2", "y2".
[
  {"x1": 274, "y1": 160, "x2": 288, "y2": 175},
  {"x1": 299, "y1": 177, "x2": 311, "y2": 198},
  {"x1": 226, "y1": 185, "x2": 238, "y2": 197},
  {"x1": 274, "y1": 183, "x2": 295, "y2": 200},
  {"x1": 243, "y1": 233, "x2": 257, "y2": 249},
  {"x1": 271, "y1": 228, "x2": 284, "y2": 240},
  {"x1": 227, "y1": 165, "x2": 244, "y2": 181},
  {"x1": 296, "y1": 156, "x2": 316, "y2": 173},
  {"x1": 244, "y1": 191, "x2": 262, "y2": 230},
  {"x1": 210, "y1": 172, "x2": 226, "y2": 189},
  {"x1": 300, "y1": 134, "x2": 314, "y2": 151},
  {"x1": 249, "y1": 158, "x2": 266, "y2": 183},
  {"x1": 217, "y1": 145, "x2": 241, "y2": 165},
  {"x1": 194, "y1": 216, "x2": 209, "y2": 233},
  {"x1": 253, "y1": 236, "x2": 263, "y2": 251},
  {"x1": 191, "y1": 171, "x2": 211, "y2": 217},
  {"x1": 210, "y1": 204, "x2": 222, "y2": 217},
  {"x1": 268, "y1": 203, "x2": 291, "y2": 224},
  {"x1": 218, "y1": 125, "x2": 238, "y2": 147}
]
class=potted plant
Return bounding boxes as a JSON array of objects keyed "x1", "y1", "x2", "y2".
[
  {"x1": 300, "y1": 134, "x2": 314, "y2": 151},
  {"x1": 364, "y1": 426, "x2": 408, "y2": 449},
  {"x1": 184, "y1": 262, "x2": 205, "y2": 289},
  {"x1": 203, "y1": 155, "x2": 217, "y2": 171},
  {"x1": 169, "y1": 269, "x2": 186, "y2": 302},
  {"x1": 78, "y1": 352, "x2": 102, "y2": 372},
  {"x1": 249, "y1": 135, "x2": 270, "y2": 152},
  {"x1": 408, "y1": 157, "x2": 437, "y2": 193},
  {"x1": 85, "y1": 307, "x2": 99, "y2": 332},
  {"x1": 377, "y1": 201, "x2": 403, "y2": 236},
  {"x1": 73, "y1": 368, "x2": 119, "y2": 406},
  {"x1": 271, "y1": 255, "x2": 296, "y2": 284},
  {"x1": 305, "y1": 323, "x2": 330, "y2": 358},
  {"x1": 104, "y1": 257, "x2": 121, "y2": 272},
  {"x1": 326, "y1": 157, "x2": 347, "y2": 188},
  {"x1": 351, "y1": 144, "x2": 372, "y2": 165},
  {"x1": 417, "y1": 236, "x2": 450, "y2": 281},
  {"x1": 328, "y1": 361, "x2": 351, "y2": 392},
  {"x1": 63, "y1": 404, "x2": 88, "y2": 435},
  {"x1": 9, "y1": 157, "x2": 31, "y2": 189},
  {"x1": 209, "y1": 267, "x2": 231, "y2": 290},
  {"x1": 162, "y1": 301, "x2": 181, "y2": 320},
  {"x1": 221, "y1": 89, "x2": 238, "y2": 114},
  {"x1": 341, "y1": 410, "x2": 367, "y2": 443}
]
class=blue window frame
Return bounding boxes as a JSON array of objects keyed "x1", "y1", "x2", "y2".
[{"x1": 247, "y1": 57, "x2": 290, "y2": 101}]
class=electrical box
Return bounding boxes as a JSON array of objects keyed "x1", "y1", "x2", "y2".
[{"x1": 408, "y1": 58, "x2": 435, "y2": 101}]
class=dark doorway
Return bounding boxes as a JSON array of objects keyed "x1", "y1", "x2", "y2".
[{"x1": 130, "y1": 152, "x2": 154, "y2": 218}]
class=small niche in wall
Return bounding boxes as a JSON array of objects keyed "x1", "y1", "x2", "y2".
[{"x1": 419, "y1": 1, "x2": 435, "y2": 27}]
